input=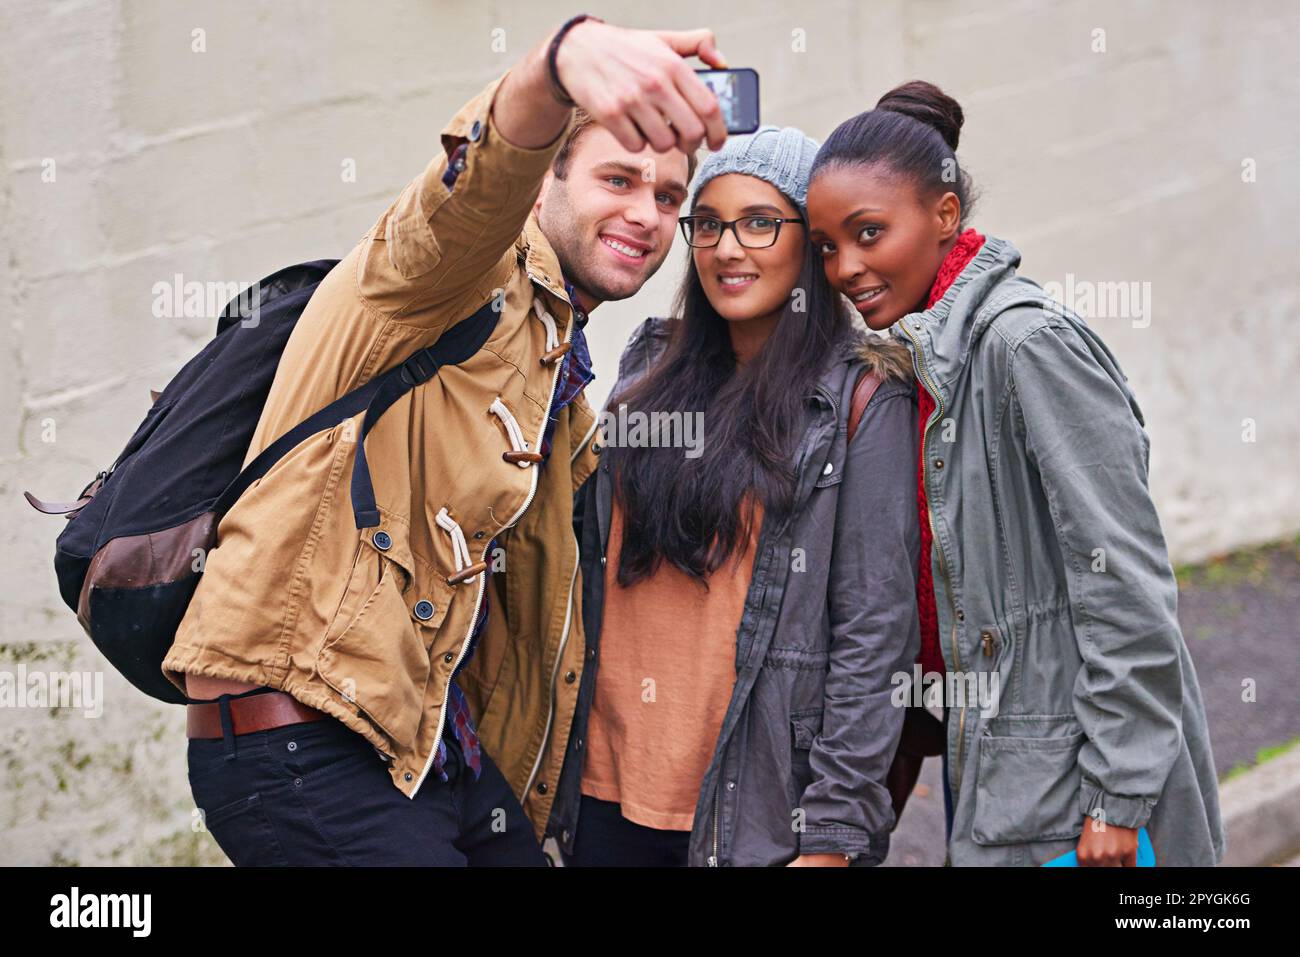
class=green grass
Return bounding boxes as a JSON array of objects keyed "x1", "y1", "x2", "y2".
[
  {"x1": 1222, "y1": 734, "x2": 1300, "y2": 782},
  {"x1": 1174, "y1": 533, "x2": 1300, "y2": 590}
]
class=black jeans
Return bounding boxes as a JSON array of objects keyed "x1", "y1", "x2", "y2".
[
  {"x1": 187, "y1": 700, "x2": 548, "y2": 866},
  {"x1": 559, "y1": 795, "x2": 690, "y2": 867}
]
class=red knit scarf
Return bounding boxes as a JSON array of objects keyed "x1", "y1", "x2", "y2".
[{"x1": 915, "y1": 228, "x2": 985, "y2": 678}]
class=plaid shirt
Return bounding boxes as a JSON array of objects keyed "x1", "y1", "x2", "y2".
[{"x1": 430, "y1": 278, "x2": 595, "y2": 783}]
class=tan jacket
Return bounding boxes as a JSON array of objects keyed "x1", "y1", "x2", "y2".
[{"x1": 162, "y1": 71, "x2": 601, "y2": 836}]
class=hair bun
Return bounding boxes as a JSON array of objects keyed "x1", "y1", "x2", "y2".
[{"x1": 875, "y1": 81, "x2": 964, "y2": 151}]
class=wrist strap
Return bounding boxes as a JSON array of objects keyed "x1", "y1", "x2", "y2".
[{"x1": 547, "y1": 14, "x2": 603, "y2": 107}]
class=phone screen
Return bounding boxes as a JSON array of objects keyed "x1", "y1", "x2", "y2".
[{"x1": 695, "y1": 68, "x2": 760, "y2": 135}]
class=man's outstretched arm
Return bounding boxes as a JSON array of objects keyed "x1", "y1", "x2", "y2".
[{"x1": 358, "y1": 18, "x2": 728, "y2": 332}]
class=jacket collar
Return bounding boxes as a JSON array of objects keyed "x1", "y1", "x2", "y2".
[
  {"x1": 889, "y1": 233, "x2": 1043, "y2": 389},
  {"x1": 518, "y1": 209, "x2": 574, "y2": 313}
]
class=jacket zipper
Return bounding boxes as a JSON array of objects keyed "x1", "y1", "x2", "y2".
[
  {"x1": 523, "y1": 409, "x2": 600, "y2": 802},
  {"x1": 411, "y1": 554, "x2": 489, "y2": 795},
  {"x1": 899, "y1": 320, "x2": 967, "y2": 798},
  {"x1": 707, "y1": 776, "x2": 721, "y2": 866},
  {"x1": 410, "y1": 285, "x2": 574, "y2": 798},
  {"x1": 518, "y1": 418, "x2": 599, "y2": 806},
  {"x1": 515, "y1": 291, "x2": 587, "y2": 801}
]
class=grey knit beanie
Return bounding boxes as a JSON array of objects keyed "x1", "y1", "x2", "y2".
[{"x1": 689, "y1": 124, "x2": 821, "y2": 214}]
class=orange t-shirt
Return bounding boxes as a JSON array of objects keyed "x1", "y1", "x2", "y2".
[{"x1": 580, "y1": 493, "x2": 765, "y2": 831}]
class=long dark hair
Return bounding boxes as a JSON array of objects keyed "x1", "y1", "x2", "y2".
[
  {"x1": 604, "y1": 225, "x2": 850, "y2": 588},
  {"x1": 810, "y1": 80, "x2": 978, "y2": 227}
]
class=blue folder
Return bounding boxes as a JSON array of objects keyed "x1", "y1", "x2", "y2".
[{"x1": 1042, "y1": 826, "x2": 1156, "y2": 866}]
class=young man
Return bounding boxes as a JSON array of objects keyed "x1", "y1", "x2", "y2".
[{"x1": 165, "y1": 17, "x2": 723, "y2": 866}]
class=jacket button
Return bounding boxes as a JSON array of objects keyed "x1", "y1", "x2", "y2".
[
  {"x1": 474, "y1": 530, "x2": 485, "y2": 539},
  {"x1": 564, "y1": 670, "x2": 576, "y2": 683},
  {"x1": 956, "y1": 610, "x2": 965, "y2": 621},
  {"x1": 414, "y1": 600, "x2": 435, "y2": 621},
  {"x1": 823, "y1": 462, "x2": 833, "y2": 475},
  {"x1": 934, "y1": 458, "x2": 945, "y2": 470},
  {"x1": 536, "y1": 782, "x2": 548, "y2": 795},
  {"x1": 587, "y1": 647, "x2": 596, "y2": 660},
  {"x1": 373, "y1": 530, "x2": 392, "y2": 551},
  {"x1": 600, "y1": 555, "x2": 607, "y2": 566},
  {"x1": 591, "y1": 441, "x2": 602, "y2": 454},
  {"x1": 404, "y1": 771, "x2": 413, "y2": 782},
  {"x1": 727, "y1": 780, "x2": 736, "y2": 791},
  {"x1": 443, "y1": 652, "x2": 455, "y2": 664},
  {"x1": 575, "y1": 738, "x2": 583, "y2": 750},
  {"x1": 469, "y1": 119, "x2": 482, "y2": 141},
  {"x1": 561, "y1": 829, "x2": 571, "y2": 843}
]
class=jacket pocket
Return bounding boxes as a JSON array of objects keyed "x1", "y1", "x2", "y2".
[
  {"x1": 970, "y1": 713, "x2": 1085, "y2": 846},
  {"x1": 315, "y1": 525, "x2": 437, "y2": 751}
]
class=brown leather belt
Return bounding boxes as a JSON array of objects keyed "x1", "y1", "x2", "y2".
[{"x1": 186, "y1": 689, "x2": 331, "y2": 738}]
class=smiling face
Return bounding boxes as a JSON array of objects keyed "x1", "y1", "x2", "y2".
[
  {"x1": 806, "y1": 163, "x2": 961, "y2": 331},
  {"x1": 535, "y1": 125, "x2": 689, "y2": 308},
  {"x1": 689, "y1": 173, "x2": 807, "y2": 327}
]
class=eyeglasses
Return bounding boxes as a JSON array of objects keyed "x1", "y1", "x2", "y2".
[{"x1": 677, "y1": 214, "x2": 806, "y2": 249}]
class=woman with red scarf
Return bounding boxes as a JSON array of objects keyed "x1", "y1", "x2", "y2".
[{"x1": 804, "y1": 82, "x2": 1225, "y2": 866}]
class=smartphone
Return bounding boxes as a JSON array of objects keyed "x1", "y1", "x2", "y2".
[{"x1": 695, "y1": 68, "x2": 760, "y2": 134}]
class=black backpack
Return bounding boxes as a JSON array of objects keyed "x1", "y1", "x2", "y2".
[{"x1": 24, "y1": 259, "x2": 500, "y2": 704}]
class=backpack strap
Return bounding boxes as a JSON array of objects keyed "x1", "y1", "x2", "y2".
[
  {"x1": 347, "y1": 301, "x2": 500, "y2": 527},
  {"x1": 847, "y1": 369, "x2": 885, "y2": 444},
  {"x1": 22, "y1": 470, "x2": 109, "y2": 518},
  {"x1": 214, "y1": 299, "x2": 501, "y2": 527}
]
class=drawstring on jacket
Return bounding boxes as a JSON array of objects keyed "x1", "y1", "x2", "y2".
[
  {"x1": 533, "y1": 298, "x2": 572, "y2": 366},
  {"x1": 491, "y1": 397, "x2": 542, "y2": 466},
  {"x1": 436, "y1": 506, "x2": 487, "y2": 585}
]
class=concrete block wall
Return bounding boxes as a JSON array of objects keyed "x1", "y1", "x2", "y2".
[{"x1": 1, "y1": 0, "x2": 1295, "y2": 863}]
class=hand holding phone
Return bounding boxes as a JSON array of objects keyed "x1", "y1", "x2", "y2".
[{"x1": 552, "y1": 21, "x2": 730, "y2": 153}]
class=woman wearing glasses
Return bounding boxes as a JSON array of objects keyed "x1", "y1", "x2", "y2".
[{"x1": 548, "y1": 126, "x2": 923, "y2": 866}]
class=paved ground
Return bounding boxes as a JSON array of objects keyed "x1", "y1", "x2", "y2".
[{"x1": 884, "y1": 537, "x2": 1300, "y2": 866}]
